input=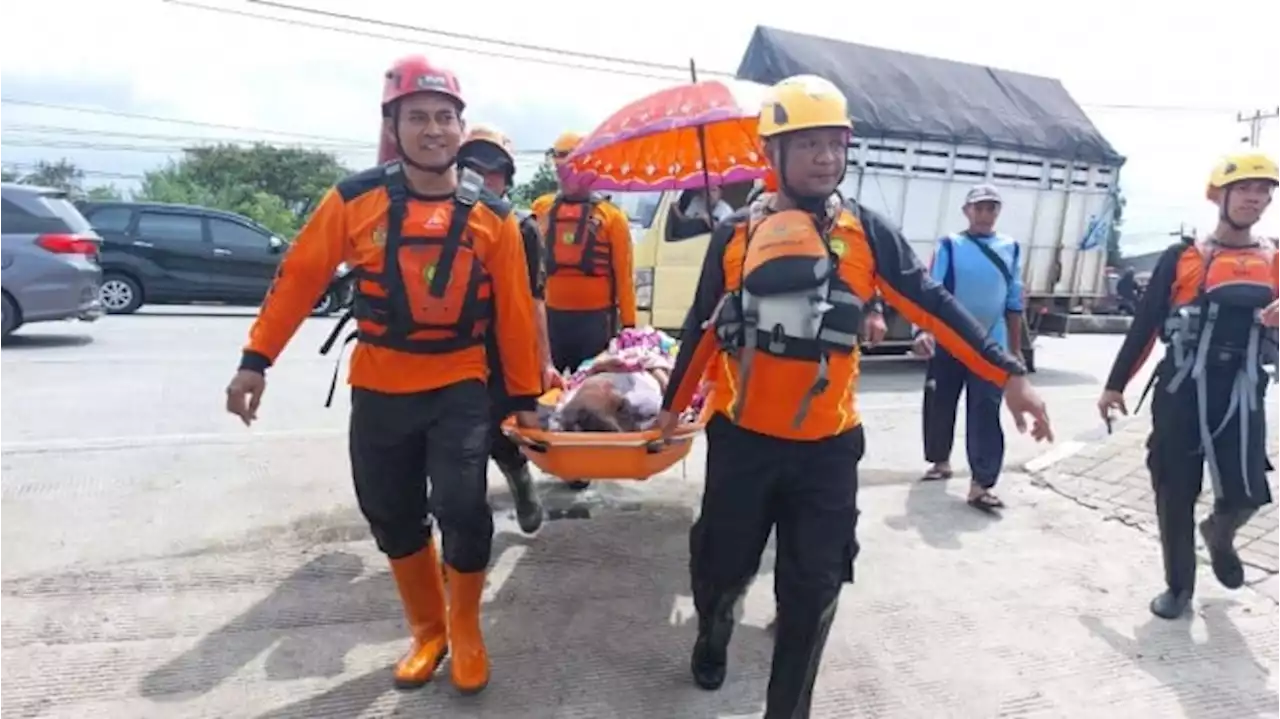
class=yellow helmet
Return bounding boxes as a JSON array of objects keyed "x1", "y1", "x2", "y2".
[
  {"x1": 548, "y1": 131, "x2": 584, "y2": 158},
  {"x1": 758, "y1": 75, "x2": 853, "y2": 139},
  {"x1": 1206, "y1": 152, "x2": 1279, "y2": 200},
  {"x1": 460, "y1": 123, "x2": 515, "y2": 166}
]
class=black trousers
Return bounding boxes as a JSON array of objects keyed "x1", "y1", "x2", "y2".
[
  {"x1": 348, "y1": 381, "x2": 494, "y2": 572},
  {"x1": 690, "y1": 416, "x2": 864, "y2": 719},
  {"x1": 486, "y1": 343, "x2": 528, "y2": 475},
  {"x1": 921, "y1": 348, "x2": 1005, "y2": 488},
  {"x1": 1146, "y1": 360, "x2": 1272, "y2": 593},
  {"x1": 547, "y1": 307, "x2": 612, "y2": 374}
]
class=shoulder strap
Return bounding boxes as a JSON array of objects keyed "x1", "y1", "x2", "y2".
[
  {"x1": 964, "y1": 233, "x2": 1014, "y2": 285},
  {"x1": 427, "y1": 167, "x2": 482, "y2": 299}
]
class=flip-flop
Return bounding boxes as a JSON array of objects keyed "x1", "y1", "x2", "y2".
[
  {"x1": 967, "y1": 492, "x2": 1004, "y2": 513},
  {"x1": 921, "y1": 467, "x2": 953, "y2": 481}
]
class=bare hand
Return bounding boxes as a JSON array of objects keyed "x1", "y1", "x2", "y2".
[
  {"x1": 656, "y1": 410, "x2": 680, "y2": 441},
  {"x1": 225, "y1": 369, "x2": 266, "y2": 426},
  {"x1": 1262, "y1": 299, "x2": 1279, "y2": 328},
  {"x1": 1004, "y1": 375, "x2": 1053, "y2": 442},
  {"x1": 542, "y1": 365, "x2": 566, "y2": 391},
  {"x1": 515, "y1": 410, "x2": 540, "y2": 429},
  {"x1": 911, "y1": 332, "x2": 936, "y2": 358},
  {"x1": 862, "y1": 311, "x2": 887, "y2": 346},
  {"x1": 1096, "y1": 389, "x2": 1127, "y2": 425}
]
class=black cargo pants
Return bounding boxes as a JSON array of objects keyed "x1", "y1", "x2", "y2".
[
  {"x1": 547, "y1": 307, "x2": 612, "y2": 373},
  {"x1": 348, "y1": 380, "x2": 494, "y2": 572},
  {"x1": 690, "y1": 415, "x2": 864, "y2": 719}
]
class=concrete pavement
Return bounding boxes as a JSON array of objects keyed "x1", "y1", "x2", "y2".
[{"x1": 2, "y1": 312, "x2": 1276, "y2": 718}]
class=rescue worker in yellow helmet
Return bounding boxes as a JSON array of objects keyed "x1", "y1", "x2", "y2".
[
  {"x1": 658, "y1": 75, "x2": 1052, "y2": 718},
  {"x1": 532, "y1": 131, "x2": 637, "y2": 379},
  {"x1": 455, "y1": 123, "x2": 557, "y2": 535},
  {"x1": 1098, "y1": 152, "x2": 1279, "y2": 620}
]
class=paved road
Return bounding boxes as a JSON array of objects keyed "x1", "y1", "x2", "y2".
[
  {"x1": 0, "y1": 307, "x2": 1139, "y2": 482},
  {"x1": 2, "y1": 311, "x2": 1275, "y2": 719}
]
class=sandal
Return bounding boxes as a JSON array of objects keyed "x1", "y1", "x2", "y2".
[
  {"x1": 921, "y1": 466, "x2": 953, "y2": 481},
  {"x1": 967, "y1": 491, "x2": 1004, "y2": 513}
]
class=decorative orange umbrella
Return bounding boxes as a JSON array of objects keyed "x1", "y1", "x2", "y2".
[{"x1": 562, "y1": 78, "x2": 773, "y2": 192}]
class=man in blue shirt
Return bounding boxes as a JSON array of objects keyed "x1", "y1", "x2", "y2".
[{"x1": 913, "y1": 183, "x2": 1025, "y2": 511}]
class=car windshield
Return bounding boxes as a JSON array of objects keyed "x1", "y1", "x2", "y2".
[{"x1": 608, "y1": 191, "x2": 663, "y2": 229}]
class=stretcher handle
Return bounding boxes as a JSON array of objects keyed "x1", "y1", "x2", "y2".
[{"x1": 503, "y1": 429, "x2": 549, "y2": 453}]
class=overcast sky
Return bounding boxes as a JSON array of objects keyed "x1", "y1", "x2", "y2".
[{"x1": 3, "y1": 0, "x2": 1278, "y2": 255}]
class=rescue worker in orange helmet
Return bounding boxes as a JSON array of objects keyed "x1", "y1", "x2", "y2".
[
  {"x1": 1098, "y1": 152, "x2": 1279, "y2": 620},
  {"x1": 658, "y1": 75, "x2": 1053, "y2": 718},
  {"x1": 224, "y1": 54, "x2": 542, "y2": 695},
  {"x1": 455, "y1": 123, "x2": 556, "y2": 534},
  {"x1": 532, "y1": 131, "x2": 638, "y2": 375}
]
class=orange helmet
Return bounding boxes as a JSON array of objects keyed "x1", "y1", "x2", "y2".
[
  {"x1": 381, "y1": 54, "x2": 464, "y2": 117},
  {"x1": 548, "y1": 131, "x2": 584, "y2": 162},
  {"x1": 458, "y1": 124, "x2": 517, "y2": 183}
]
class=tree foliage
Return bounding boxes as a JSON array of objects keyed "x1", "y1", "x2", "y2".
[
  {"x1": 510, "y1": 160, "x2": 559, "y2": 207},
  {"x1": 136, "y1": 144, "x2": 350, "y2": 236}
]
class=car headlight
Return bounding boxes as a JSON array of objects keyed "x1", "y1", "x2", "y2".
[{"x1": 635, "y1": 267, "x2": 654, "y2": 310}]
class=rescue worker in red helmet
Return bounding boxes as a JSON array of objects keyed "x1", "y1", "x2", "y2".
[
  {"x1": 456, "y1": 123, "x2": 558, "y2": 534},
  {"x1": 532, "y1": 131, "x2": 637, "y2": 378},
  {"x1": 225, "y1": 54, "x2": 542, "y2": 695},
  {"x1": 658, "y1": 75, "x2": 1052, "y2": 718},
  {"x1": 1098, "y1": 152, "x2": 1279, "y2": 620}
]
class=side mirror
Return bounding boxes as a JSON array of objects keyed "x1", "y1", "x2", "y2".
[{"x1": 268, "y1": 235, "x2": 286, "y2": 253}]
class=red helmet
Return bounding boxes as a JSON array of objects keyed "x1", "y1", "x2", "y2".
[{"x1": 381, "y1": 55, "x2": 464, "y2": 116}]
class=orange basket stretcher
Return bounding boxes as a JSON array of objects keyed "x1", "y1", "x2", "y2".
[{"x1": 500, "y1": 401, "x2": 710, "y2": 482}]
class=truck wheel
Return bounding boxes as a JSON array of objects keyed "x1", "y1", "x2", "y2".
[{"x1": 1022, "y1": 347, "x2": 1037, "y2": 373}]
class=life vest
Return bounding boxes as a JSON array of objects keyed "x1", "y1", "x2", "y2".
[
  {"x1": 541, "y1": 194, "x2": 611, "y2": 281},
  {"x1": 1150, "y1": 240, "x2": 1278, "y2": 497},
  {"x1": 710, "y1": 206, "x2": 865, "y2": 430},
  {"x1": 319, "y1": 163, "x2": 494, "y2": 404}
]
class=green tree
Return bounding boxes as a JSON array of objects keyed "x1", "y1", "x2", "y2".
[
  {"x1": 137, "y1": 143, "x2": 350, "y2": 236},
  {"x1": 85, "y1": 184, "x2": 124, "y2": 201},
  {"x1": 12, "y1": 159, "x2": 85, "y2": 194},
  {"x1": 511, "y1": 160, "x2": 559, "y2": 207},
  {"x1": 1, "y1": 168, "x2": 19, "y2": 182},
  {"x1": 1105, "y1": 191, "x2": 1126, "y2": 268}
]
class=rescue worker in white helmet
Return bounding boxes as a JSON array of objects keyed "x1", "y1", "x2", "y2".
[
  {"x1": 1098, "y1": 152, "x2": 1279, "y2": 620},
  {"x1": 456, "y1": 123, "x2": 558, "y2": 535},
  {"x1": 658, "y1": 74, "x2": 1053, "y2": 718},
  {"x1": 226, "y1": 54, "x2": 543, "y2": 694}
]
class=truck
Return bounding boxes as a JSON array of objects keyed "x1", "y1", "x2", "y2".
[{"x1": 619, "y1": 25, "x2": 1126, "y2": 371}]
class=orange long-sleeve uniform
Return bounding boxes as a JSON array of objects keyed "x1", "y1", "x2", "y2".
[
  {"x1": 530, "y1": 192, "x2": 636, "y2": 327},
  {"x1": 240, "y1": 166, "x2": 542, "y2": 408},
  {"x1": 664, "y1": 199, "x2": 1026, "y2": 442}
]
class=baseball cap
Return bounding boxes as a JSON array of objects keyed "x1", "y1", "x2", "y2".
[{"x1": 965, "y1": 183, "x2": 1002, "y2": 205}]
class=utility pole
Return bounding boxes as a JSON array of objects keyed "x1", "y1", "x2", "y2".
[{"x1": 1237, "y1": 107, "x2": 1280, "y2": 147}]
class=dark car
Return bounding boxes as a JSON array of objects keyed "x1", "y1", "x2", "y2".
[
  {"x1": 2, "y1": 183, "x2": 104, "y2": 338},
  {"x1": 77, "y1": 201, "x2": 353, "y2": 316}
]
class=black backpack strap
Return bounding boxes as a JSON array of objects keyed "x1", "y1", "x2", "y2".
[
  {"x1": 381, "y1": 162, "x2": 411, "y2": 335},
  {"x1": 544, "y1": 195, "x2": 563, "y2": 275},
  {"x1": 429, "y1": 167, "x2": 482, "y2": 298},
  {"x1": 965, "y1": 232, "x2": 1014, "y2": 285}
]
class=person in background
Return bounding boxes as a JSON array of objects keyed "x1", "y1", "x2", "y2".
[
  {"x1": 916, "y1": 183, "x2": 1025, "y2": 512},
  {"x1": 456, "y1": 123, "x2": 557, "y2": 535},
  {"x1": 531, "y1": 132, "x2": 638, "y2": 376},
  {"x1": 674, "y1": 185, "x2": 734, "y2": 228},
  {"x1": 1116, "y1": 266, "x2": 1140, "y2": 315}
]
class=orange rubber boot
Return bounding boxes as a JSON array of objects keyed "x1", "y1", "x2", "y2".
[
  {"x1": 444, "y1": 565, "x2": 490, "y2": 694},
  {"x1": 388, "y1": 543, "x2": 450, "y2": 689}
]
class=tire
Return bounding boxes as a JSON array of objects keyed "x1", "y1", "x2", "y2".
[
  {"x1": 2, "y1": 293, "x2": 20, "y2": 338},
  {"x1": 312, "y1": 288, "x2": 340, "y2": 316},
  {"x1": 99, "y1": 273, "x2": 143, "y2": 314}
]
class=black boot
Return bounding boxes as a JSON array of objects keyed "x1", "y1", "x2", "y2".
[
  {"x1": 500, "y1": 462, "x2": 544, "y2": 535},
  {"x1": 1151, "y1": 494, "x2": 1197, "y2": 620},
  {"x1": 1199, "y1": 508, "x2": 1256, "y2": 590},
  {"x1": 690, "y1": 591, "x2": 738, "y2": 690}
]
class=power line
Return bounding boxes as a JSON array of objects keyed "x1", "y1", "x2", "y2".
[
  {"x1": 4, "y1": 123, "x2": 368, "y2": 149},
  {"x1": 164, "y1": 0, "x2": 686, "y2": 84}
]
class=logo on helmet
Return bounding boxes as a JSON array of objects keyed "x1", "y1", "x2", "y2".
[{"x1": 415, "y1": 74, "x2": 448, "y2": 90}]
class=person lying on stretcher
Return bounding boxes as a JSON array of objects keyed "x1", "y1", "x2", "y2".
[{"x1": 543, "y1": 327, "x2": 707, "y2": 432}]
